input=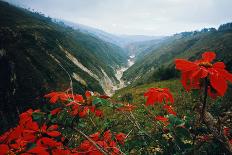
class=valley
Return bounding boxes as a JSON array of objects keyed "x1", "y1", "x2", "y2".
[
  {"x1": 1, "y1": 1, "x2": 232, "y2": 154},
  {"x1": 110, "y1": 55, "x2": 135, "y2": 95}
]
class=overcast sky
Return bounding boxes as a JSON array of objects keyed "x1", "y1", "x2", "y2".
[{"x1": 6, "y1": 0, "x2": 232, "y2": 36}]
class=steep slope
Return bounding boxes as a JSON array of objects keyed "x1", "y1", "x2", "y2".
[
  {"x1": 123, "y1": 26, "x2": 232, "y2": 85},
  {"x1": 0, "y1": 1, "x2": 127, "y2": 130}
]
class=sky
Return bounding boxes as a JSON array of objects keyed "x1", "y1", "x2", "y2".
[{"x1": 6, "y1": 0, "x2": 232, "y2": 36}]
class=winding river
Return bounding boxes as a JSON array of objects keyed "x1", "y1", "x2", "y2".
[{"x1": 112, "y1": 55, "x2": 135, "y2": 92}]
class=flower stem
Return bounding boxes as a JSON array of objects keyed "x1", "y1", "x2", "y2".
[{"x1": 201, "y1": 78, "x2": 208, "y2": 120}]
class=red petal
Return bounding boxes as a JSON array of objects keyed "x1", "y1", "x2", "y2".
[
  {"x1": 48, "y1": 125, "x2": 58, "y2": 131},
  {"x1": 213, "y1": 62, "x2": 225, "y2": 69},
  {"x1": 27, "y1": 146, "x2": 49, "y2": 155},
  {"x1": 0, "y1": 144, "x2": 9, "y2": 154},
  {"x1": 217, "y1": 69, "x2": 232, "y2": 83},
  {"x1": 79, "y1": 107, "x2": 89, "y2": 117},
  {"x1": 202, "y1": 52, "x2": 216, "y2": 62},
  {"x1": 95, "y1": 109, "x2": 103, "y2": 117},
  {"x1": 50, "y1": 95, "x2": 59, "y2": 104},
  {"x1": 175, "y1": 59, "x2": 198, "y2": 71},
  {"x1": 210, "y1": 72, "x2": 227, "y2": 96},
  {"x1": 103, "y1": 130, "x2": 112, "y2": 142},
  {"x1": 50, "y1": 108, "x2": 62, "y2": 115},
  {"x1": 79, "y1": 140, "x2": 91, "y2": 150},
  {"x1": 47, "y1": 131, "x2": 61, "y2": 137},
  {"x1": 181, "y1": 71, "x2": 192, "y2": 91},
  {"x1": 115, "y1": 133, "x2": 126, "y2": 143},
  {"x1": 89, "y1": 132, "x2": 100, "y2": 141},
  {"x1": 85, "y1": 91, "x2": 92, "y2": 98},
  {"x1": 155, "y1": 116, "x2": 169, "y2": 125},
  {"x1": 74, "y1": 95, "x2": 84, "y2": 103}
]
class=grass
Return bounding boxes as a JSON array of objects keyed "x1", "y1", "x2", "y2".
[{"x1": 113, "y1": 79, "x2": 194, "y2": 116}]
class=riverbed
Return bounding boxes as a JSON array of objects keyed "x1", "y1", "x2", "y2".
[{"x1": 113, "y1": 55, "x2": 135, "y2": 91}]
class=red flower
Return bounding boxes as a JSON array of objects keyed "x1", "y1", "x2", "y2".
[
  {"x1": 115, "y1": 133, "x2": 126, "y2": 145},
  {"x1": 94, "y1": 109, "x2": 103, "y2": 117},
  {"x1": 2, "y1": 126, "x2": 23, "y2": 143},
  {"x1": 144, "y1": 88, "x2": 174, "y2": 106},
  {"x1": 155, "y1": 116, "x2": 169, "y2": 125},
  {"x1": 44, "y1": 92, "x2": 68, "y2": 104},
  {"x1": 23, "y1": 122, "x2": 61, "y2": 141},
  {"x1": 78, "y1": 107, "x2": 89, "y2": 117},
  {"x1": 103, "y1": 130, "x2": 112, "y2": 142},
  {"x1": 50, "y1": 108, "x2": 62, "y2": 116},
  {"x1": 117, "y1": 104, "x2": 137, "y2": 112},
  {"x1": 27, "y1": 137, "x2": 63, "y2": 155},
  {"x1": 175, "y1": 52, "x2": 232, "y2": 97},
  {"x1": 163, "y1": 105, "x2": 177, "y2": 116},
  {"x1": 44, "y1": 92, "x2": 84, "y2": 104},
  {"x1": 89, "y1": 132, "x2": 100, "y2": 141},
  {"x1": 85, "y1": 91, "x2": 92, "y2": 98},
  {"x1": 19, "y1": 109, "x2": 40, "y2": 125}
]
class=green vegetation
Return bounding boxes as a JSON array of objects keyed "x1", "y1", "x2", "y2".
[
  {"x1": 0, "y1": 1, "x2": 127, "y2": 132},
  {"x1": 123, "y1": 27, "x2": 232, "y2": 85}
]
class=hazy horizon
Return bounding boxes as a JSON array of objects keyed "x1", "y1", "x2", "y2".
[{"x1": 5, "y1": 0, "x2": 232, "y2": 36}]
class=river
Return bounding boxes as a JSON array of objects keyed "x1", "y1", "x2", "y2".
[{"x1": 113, "y1": 55, "x2": 135, "y2": 92}]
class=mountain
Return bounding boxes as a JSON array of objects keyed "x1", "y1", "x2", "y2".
[
  {"x1": 0, "y1": 1, "x2": 128, "y2": 130},
  {"x1": 122, "y1": 25, "x2": 232, "y2": 85},
  {"x1": 125, "y1": 37, "x2": 168, "y2": 57},
  {"x1": 56, "y1": 19, "x2": 163, "y2": 48}
]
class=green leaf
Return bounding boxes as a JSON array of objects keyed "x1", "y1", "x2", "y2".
[{"x1": 168, "y1": 115, "x2": 184, "y2": 127}]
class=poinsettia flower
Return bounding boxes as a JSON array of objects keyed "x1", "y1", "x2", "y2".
[
  {"x1": 115, "y1": 133, "x2": 126, "y2": 145},
  {"x1": 44, "y1": 92, "x2": 84, "y2": 104},
  {"x1": 44, "y1": 92, "x2": 67, "y2": 104},
  {"x1": 27, "y1": 137, "x2": 63, "y2": 155},
  {"x1": 103, "y1": 130, "x2": 112, "y2": 142},
  {"x1": 94, "y1": 109, "x2": 103, "y2": 117},
  {"x1": 50, "y1": 108, "x2": 62, "y2": 116},
  {"x1": 85, "y1": 91, "x2": 92, "y2": 98},
  {"x1": 23, "y1": 121, "x2": 61, "y2": 141},
  {"x1": 89, "y1": 132, "x2": 100, "y2": 141},
  {"x1": 37, "y1": 137, "x2": 63, "y2": 148},
  {"x1": 3, "y1": 125, "x2": 24, "y2": 143},
  {"x1": 73, "y1": 94, "x2": 84, "y2": 103},
  {"x1": 78, "y1": 107, "x2": 89, "y2": 117},
  {"x1": 163, "y1": 105, "x2": 177, "y2": 116},
  {"x1": 51, "y1": 148, "x2": 71, "y2": 155},
  {"x1": 0, "y1": 144, "x2": 10, "y2": 155},
  {"x1": 144, "y1": 88, "x2": 174, "y2": 106},
  {"x1": 155, "y1": 116, "x2": 169, "y2": 125},
  {"x1": 78, "y1": 140, "x2": 92, "y2": 151},
  {"x1": 109, "y1": 140, "x2": 120, "y2": 154},
  {"x1": 10, "y1": 138, "x2": 27, "y2": 150},
  {"x1": 96, "y1": 140, "x2": 108, "y2": 150},
  {"x1": 19, "y1": 109, "x2": 40, "y2": 125},
  {"x1": 27, "y1": 146, "x2": 49, "y2": 155},
  {"x1": 175, "y1": 51, "x2": 232, "y2": 97}
]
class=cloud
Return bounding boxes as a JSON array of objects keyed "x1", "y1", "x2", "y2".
[{"x1": 6, "y1": 0, "x2": 232, "y2": 35}]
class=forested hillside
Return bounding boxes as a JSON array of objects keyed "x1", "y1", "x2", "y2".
[
  {"x1": 123, "y1": 26, "x2": 232, "y2": 85},
  {"x1": 0, "y1": 1, "x2": 127, "y2": 130}
]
